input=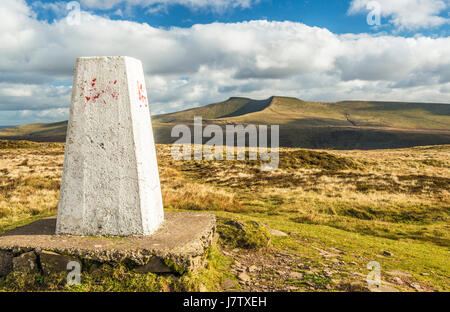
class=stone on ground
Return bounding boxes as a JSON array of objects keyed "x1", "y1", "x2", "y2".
[
  {"x1": 289, "y1": 271, "x2": 303, "y2": 279},
  {"x1": 221, "y1": 278, "x2": 237, "y2": 290},
  {"x1": 12, "y1": 251, "x2": 38, "y2": 273},
  {"x1": 40, "y1": 250, "x2": 79, "y2": 274},
  {"x1": 268, "y1": 228, "x2": 288, "y2": 237},
  {"x1": 238, "y1": 272, "x2": 250, "y2": 282},
  {"x1": 0, "y1": 250, "x2": 13, "y2": 277}
]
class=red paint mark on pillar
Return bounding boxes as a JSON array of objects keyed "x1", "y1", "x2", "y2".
[
  {"x1": 80, "y1": 78, "x2": 119, "y2": 108},
  {"x1": 137, "y1": 80, "x2": 148, "y2": 108}
]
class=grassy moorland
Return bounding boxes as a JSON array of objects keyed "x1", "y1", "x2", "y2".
[{"x1": 0, "y1": 140, "x2": 449, "y2": 292}]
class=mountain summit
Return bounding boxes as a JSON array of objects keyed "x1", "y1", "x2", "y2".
[{"x1": 1, "y1": 97, "x2": 449, "y2": 149}]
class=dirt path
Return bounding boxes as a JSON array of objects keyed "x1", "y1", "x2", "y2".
[{"x1": 219, "y1": 246, "x2": 434, "y2": 292}]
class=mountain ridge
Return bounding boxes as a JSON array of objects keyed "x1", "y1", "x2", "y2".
[{"x1": 1, "y1": 96, "x2": 449, "y2": 149}]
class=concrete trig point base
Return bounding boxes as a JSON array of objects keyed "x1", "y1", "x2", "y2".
[
  {"x1": 0, "y1": 212, "x2": 216, "y2": 275},
  {"x1": 0, "y1": 57, "x2": 216, "y2": 277}
]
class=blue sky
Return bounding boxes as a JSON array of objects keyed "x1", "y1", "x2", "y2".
[
  {"x1": 0, "y1": 0, "x2": 449, "y2": 125},
  {"x1": 30, "y1": 1, "x2": 367, "y2": 32},
  {"x1": 29, "y1": 0, "x2": 450, "y2": 35}
]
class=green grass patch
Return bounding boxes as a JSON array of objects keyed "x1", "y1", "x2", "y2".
[{"x1": 216, "y1": 217, "x2": 271, "y2": 249}]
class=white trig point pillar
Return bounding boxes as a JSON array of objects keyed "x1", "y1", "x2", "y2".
[{"x1": 56, "y1": 56, "x2": 164, "y2": 236}]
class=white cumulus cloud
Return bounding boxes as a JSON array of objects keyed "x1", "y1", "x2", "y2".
[
  {"x1": 0, "y1": 0, "x2": 449, "y2": 125},
  {"x1": 348, "y1": 0, "x2": 450, "y2": 30},
  {"x1": 80, "y1": 0, "x2": 258, "y2": 13}
]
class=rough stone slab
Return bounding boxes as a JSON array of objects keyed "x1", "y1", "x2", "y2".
[
  {"x1": 40, "y1": 250, "x2": 80, "y2": 274},
  {"x1": 0, "y1": 212, "x2": 216, "y2": 272},
  {"x1": 12, "y1": 251, "x2": 38, "y2": 273},
  {"x1": 134, "y1": 257, "x2": 172, "y2": 274},
  {"x1": 0, "y1": 250, "x2": 13, "y2": 277}
]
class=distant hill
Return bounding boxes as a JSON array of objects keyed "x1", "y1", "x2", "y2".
[
  {"x1": 153, "y1": 97, "x2": 273, "y2": 122},
  {"x1": 0, "y1": 121, "x2": 68, "y2": 142},
  {"x1": 1, "y1": 96, "x2": 449, "y2": 149}
]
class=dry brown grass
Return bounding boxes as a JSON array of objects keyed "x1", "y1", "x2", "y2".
[
  {"x1": 0, "y1": 143, "x2": 448, "y2": 238},
  {"x1": 1, "y1": 143, "x2": 448, "y2": 244},
  {"x1": 0, "y1": 145, "x2": 64, "y2": 231},
  {"x1": 1, "y1": 141, "x2": 449, "y2": 290},
  {"x1": 156, "y1": 144, "x2": 450, "y2": 246}
]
